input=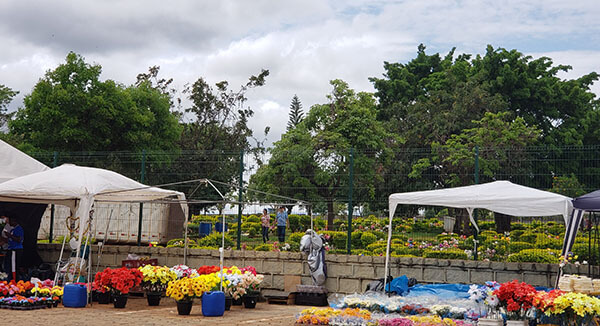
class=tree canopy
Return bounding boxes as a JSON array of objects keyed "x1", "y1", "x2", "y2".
[{"x1": 10, "y1": 52, "x2": 181, "y2": 152}]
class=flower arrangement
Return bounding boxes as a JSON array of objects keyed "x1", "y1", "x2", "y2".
[
  {"x1": 0, "y1": 295, "x2": 56, "y2": 309},
  {"x1": 93, "y1": 267, "x2": 143, "y2": 295},
  {"x1": 546, "y1": 292, "x2": 600, "y2": 324},
  {"x1": 492, "y1": 280, "x2": 536, "y2": 320},
  {"x1": 170, "y1": 264, "x2": 199, "y2": 279},
  {"x1": 379, "y1": 315, "x2": 467, "y2": 326},
  {"x1": 197, "y1": 265, "x2": 221, "y2": 275},
  {"x1": 295, "y1": 307, "x2": 372, "y2": 325},
  {"x1": 138, "y1": 265, "x2": 177, "y2": 293},
  {"x1": 166, "y1": 276, "x2": 212, "y2": 302},
  {"x1": 239, "y1": 271, "x2": 264, "y2": 295},
  {"x1": 0, "y1": 280, "x2": 34, "y2": 296}
]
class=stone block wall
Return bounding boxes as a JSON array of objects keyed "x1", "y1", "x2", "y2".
[{"x1": 37, "y1": 243, "x2": 599, "y2": 293}]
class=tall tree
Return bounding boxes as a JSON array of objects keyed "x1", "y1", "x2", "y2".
[
  {"x1": 287, "y1": 94, "x2": 304, "y2": 130},
  {"x1": 0, "y1": 84, "x2": 18, "y2": 130},
  {"x1": 171, "y1": 70, "x2": 270, "y2": 207},
  {"x1": 250, "y1": 80, "x2": 394, "y2": 228},
  {"x1": 9, "y1": 52, "x2": 181, "y2": 152}
]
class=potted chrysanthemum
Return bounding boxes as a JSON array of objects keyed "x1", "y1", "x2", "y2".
[
  {"x1": 93, "y1": 267, "x2": 143, "y2": 308},
  {"x1": 139, "y1": 265, "x2": 177, "y2": 306}
]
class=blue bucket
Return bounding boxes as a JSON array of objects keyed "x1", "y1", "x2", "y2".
[
  {"x1": 199, "y1": 222, "x2": 212, "y2": 237},
  {"x1": 201, "y1": 291, "x2": 225, "y2": 317},
  {"x1": 215, "y1": 222, "x2": 228, "y2": 233},
  {"x1": 63, "y1": 283, "x2": 87, "y2": 308}
]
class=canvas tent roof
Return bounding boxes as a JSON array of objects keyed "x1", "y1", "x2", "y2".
[
  {"x1": 572, "y1": 189, "x2": 600, "y2": 211},
  {"x1": 388, "y1": 180, "x2": 572, "y2": 223},
  {"x1": 0, "y1": 163, "x2": 186, "y2": 211},
  {"x1": 0, "y1": 139, "x2": 49, "y2": 183}
]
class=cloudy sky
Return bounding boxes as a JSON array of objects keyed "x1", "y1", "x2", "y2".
[{"x1": 1, "y1": 0, "x2": 599, "y2": 146}]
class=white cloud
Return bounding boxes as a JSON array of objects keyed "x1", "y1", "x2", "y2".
[{"x1": 0, "y1": 0, "x2": 598, "y2": 146}]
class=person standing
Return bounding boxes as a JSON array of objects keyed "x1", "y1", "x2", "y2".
[
  {"x1": 3, "y1": 216, "x2": 23, "y2": 281},
  {"x1": 276, "y1": 206, "x2": 288, "y2": 243},
  {"x1": 260, "y1": 209, "x2": 270, "y2": 243}
]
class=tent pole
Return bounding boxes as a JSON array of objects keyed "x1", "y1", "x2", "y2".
[
  {"x1": 383, "y1": 205, "x2": 394, "y2": 295},
  {"x1": 184, "y1": 209, "x2": 189, "y2": 265}
]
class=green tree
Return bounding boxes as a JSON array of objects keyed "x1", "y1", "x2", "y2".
[
  {"x1": 0, "y1": 84, "x2": 18, "y2": 130},
  {"x1": 9, "y1": 53, "x2": 181, "y2": 152},
  {"x1": 250, "y1": 80, "x2": 393, "y2": 228},
  {"x1": 287, "y1": 94, "x2": 304, "y2": 130},
  {"x1": 172, "y1": 70, "x2": 270, "y2": 207}
]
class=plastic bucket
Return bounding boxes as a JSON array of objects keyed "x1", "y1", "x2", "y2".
[
  {"x1": 63, "y1": 283, "x2": 87, "y2": 308},
  {"x1": 199, "y1": 222, "x2": 212, "y2": 237},
  {"x1": 215, "y1": 222, "x2": 228, "y2": 233},
  {"x1": 201, "y1": 291, "x2": 225, "y2": 317}
]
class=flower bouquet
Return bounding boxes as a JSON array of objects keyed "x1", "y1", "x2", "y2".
[
  {"x1": 239, "y1": 270, "x2": 264, "y2": 308},
  {"x1": 170, "y1": 264, "x2": 199, "y2": 279},
  {"x1": 138, "y1": 265, "x2": 177, "y2": 306},
  {"x1": 546, "y1": 292, "x2": 600, "y2": 326},
  {"x1": 93, "y1": 267, "x2": 143, "y2": 308},
  {"x1": 493, "y1": 280, "x2": 536, "y2": 322}
]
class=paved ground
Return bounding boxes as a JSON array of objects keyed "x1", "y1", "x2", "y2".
[{"x1": 3, "y1": 296, "x2": 305, "y2": 326}]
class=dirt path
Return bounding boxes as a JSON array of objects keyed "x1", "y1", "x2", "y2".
[{"x1": 3, "y1": 297, "x2": 305, "y2": 326}]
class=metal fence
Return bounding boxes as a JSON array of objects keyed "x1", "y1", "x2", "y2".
[{"x1": 29, "y1": 146, "x2": 600, "y2": 266}]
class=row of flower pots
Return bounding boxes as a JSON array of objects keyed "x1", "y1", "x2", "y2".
[{"x1": 92, "y1": 264, "x2": 264, "y2": 316}]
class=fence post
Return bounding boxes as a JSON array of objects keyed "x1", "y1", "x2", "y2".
[
  {"x1": 347, "y1": 148, "x2": 354, "y2": 254},
  {"x1": 237, "y1": 150, "x2": 244, "y2": 250},
  {"x1": 473, "y1": 146, "x2": 479, "y2": 260},
  {"x1": 137, "y1": 149, "x2": 146, "y2": 246},
  {"x1": 49, "y1": 151, "x2": 58, "y2": 242}
]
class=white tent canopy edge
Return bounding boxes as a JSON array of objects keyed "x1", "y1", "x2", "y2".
[{"x1": 384, "y1": 180, "x2": 572, "y2": 293}]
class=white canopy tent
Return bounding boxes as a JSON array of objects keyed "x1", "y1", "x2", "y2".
[
  {"x1": 384, "y1": 180, "x2": 572, "y2": 291},
  {"x1": 0, "y1": 164, "x2": 188, "y2": 258},
  {"x1": 0, "y1": 139, "x2": 49, "y2": 183}
]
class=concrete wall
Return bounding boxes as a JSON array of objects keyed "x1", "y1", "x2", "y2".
[{"x1": 38, "y1": 243, "x2": 598, "y2": 293}]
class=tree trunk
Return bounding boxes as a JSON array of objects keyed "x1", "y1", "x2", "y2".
[
  {"x1": 494, "y1": 212, "x2": 511, "y2": 233},
  {"x1": 452, "y1": 209, "x2": 471, "y2": 235},
  {"x1": 327, "y1": 200, "x2": 335, "y2": 230}
]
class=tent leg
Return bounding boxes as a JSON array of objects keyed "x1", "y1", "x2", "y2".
[
  {"x1": 183, "y1": 210, "x2": 189, "y2": 265},
  {"x1": 383, "y1": 211, "x2": 393, "y2": 295}
]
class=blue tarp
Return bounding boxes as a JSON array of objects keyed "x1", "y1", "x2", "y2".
[
  {"x1": 385, "y1": 275, "x2": 409, "y2": 295},
  {"x1": 405, "y1": 283, "x2": 472, "y2": 300}
]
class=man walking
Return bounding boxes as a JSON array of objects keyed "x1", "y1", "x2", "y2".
[{"x1": 276, "y1": 206, "x2": 288, "y2": 243}]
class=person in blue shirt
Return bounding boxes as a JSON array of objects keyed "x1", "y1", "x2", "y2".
[
  {"x1": 276, "y1": 206, "x2": 288, "y2": 243},
  {"x1": 2, "y1": 216, "x2": 23, "y2": 281}
]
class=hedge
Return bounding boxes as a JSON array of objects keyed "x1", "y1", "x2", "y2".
[
  {"x1": 423, "y1": 249, "x2": 467, "y2": 260},
  {"x1": 507, "y1": 249, "x2": 560, "y2": 264}
]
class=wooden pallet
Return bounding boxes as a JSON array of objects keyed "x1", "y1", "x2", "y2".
[{"x1": 266, "y1": 296, "x2": 288, "y2": 305}]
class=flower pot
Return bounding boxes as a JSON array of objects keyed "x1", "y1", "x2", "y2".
[
  {"x1": 478, "y1": 318, "x2": 503, "y2": 326},
  {"x1": 242, "y1": 294, "x2": 258, "y2": 309},
  {"x1": 232, "y1": 297, "x2": 242, "y2": 306},
  {"x1": 97, "y1": 291, "x2": 111, "y2": 304},
  {"x1": 506, "y1": 320, "x2": 528, "y2": 326},
  {"x1": 176, "y1": 300, "x2": 193, "y2": 315},
  {"x1": 113, "y1": 294, "x2": 128, "y2": 309},
  {"x1": 225, "y1": 296, "x2": 232, "y2": 311},
  {"x1": 146, "y1": 292, "x2": 162, "y2": 306}
]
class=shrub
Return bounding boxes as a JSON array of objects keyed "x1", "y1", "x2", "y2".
[
  {"x1": 545, "y1": 223, "x2": 565, "y2": 236},
  {"x1": 509, "y1": 241, "x2": 534, "y2": 253},
  {"x1": 351, "y1": 249, "x2": 371, "y2": 255},
  {"x1": 482, "y1": 239, "x2": 509, "y2": 256},
  {"x1": 197, "y1": 233, "x2": 235, "y2": 248},
  {"x1": 511, "y1": 223, "x2": 528, "y2": 231},
  {"x1": 245, "y1": 215, "x2": 260, "y2": 223},
  {"x1": 289, "y1": 232, "x2": 305, "y2": 243},
  {"x1": 519, "y1": 231, "x2": 537, "y2": 243},
  {"x1": 423, "y1": 249, "x2": 467, "y2": 260},
  {"x1": 371, "y1": 230, "x2": 386, "y2": 240},
  {"x1": 366, "y1": 241, "x2": 387, "y2": 252},
  {"x1": 167, "y1": 238, "x2": 197, "y2": 248},
  {"x1": 478, "y1": 221, "x2": 495, "y2": 231},
  {"x1": 507, "y1": 249, "x2": 559, "y2": 264},
  {"x1": 351, "y1": 230, "x2": 363, "y2": 249},
  {"x1": 393, "y1": 246, "x2": 423, "y2": 256},
  {"x1": 287, "y1": 241, "x2": 301, "y2": 252},
  {"x1": 361, "y1": 232, "x2": 377, "y2": 248},
  {"x1": 534, "y1": 234, "x2": 562, "y2": 250},
  {"x1": 319, "y1": 231, "x2": 347, "y2": 249},
  {"x1": 242, "y1": 222, "x2": 261, "y2": 238},
  {"x1": 288, "y1": 214, "x2": 301, "y2": 232},
  {"x1": 328, "y1": 249, "x2": 347, "y2": 255},
  {"x1": 510, "y1": 229, "x2": 525, "y2": 240},
  {"x1": 571, "y1": 243, "x2": 599, "y2": 262},
  {"x1": 254, "y1": 244, "x2": 272, "y2": 251},
  {"x1": 437, "y1": 233, "x2": 459, "y2": 242}
]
